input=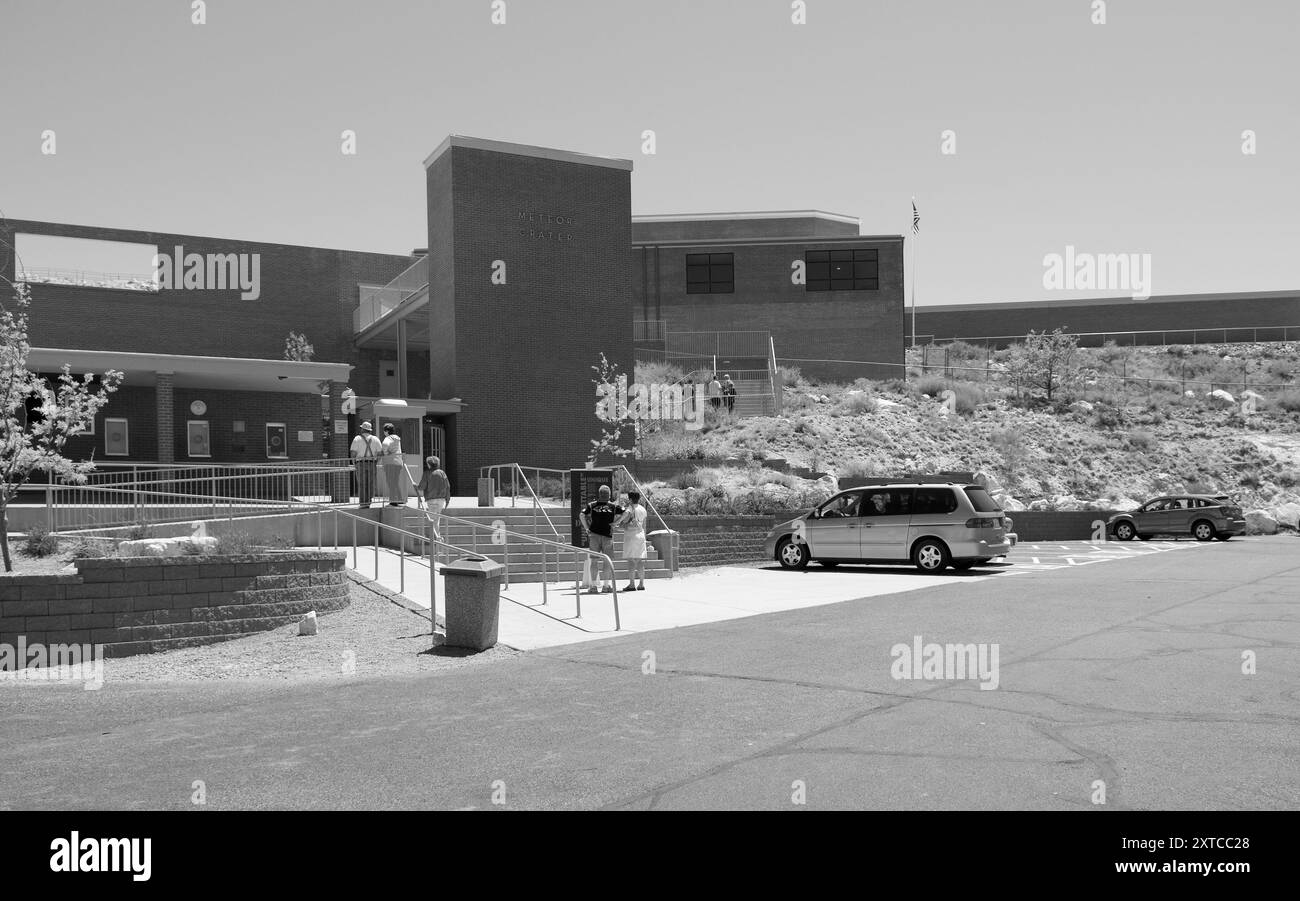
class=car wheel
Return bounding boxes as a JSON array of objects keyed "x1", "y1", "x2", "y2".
[
  {"x1": 913, "y1": 539, "x2": 950, "y2": 573},
  {"x1": 777, "y1": 538, "x2": 810, "y2": 570},
  {"x1": 1192, "y1": 520, "x2": 1216, "y2": 542},
  {"x1": 1115, "y1": 521, "x2": 1136, "y2": 541},
  {"x1": 818, "y1": 560, "x2": 840, "y2": 568}
]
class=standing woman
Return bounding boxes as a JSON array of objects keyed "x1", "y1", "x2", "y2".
[
  {"x1": 618, "y1": 490, "x2": 648, "y2": 591},
  {"x1": 379, "y1": 423, "x2": 408, "y2": 507}
]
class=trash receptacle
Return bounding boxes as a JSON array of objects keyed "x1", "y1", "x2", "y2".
[
  {"x1": 648, "y1": 529, "x2": 678, "y2": 572},
  {"x1": 477, "y1": 477, "x2": 494, "y2": 507},
  {"x1": 443, "y1": 556, "x2": 504, "y2": 650}
]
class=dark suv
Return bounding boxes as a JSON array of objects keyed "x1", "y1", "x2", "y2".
[{"x1": 1106, "y1": 495, "x2": 1246, "y2": 542}]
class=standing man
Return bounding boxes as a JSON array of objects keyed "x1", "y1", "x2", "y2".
[
  {"x1": 722, "y1": 374, "x2": 737, "y2": 415},
  {"x1": 417, "y1": 455, "x2": 451, "y2": 540},
  {"x1": 349, "y1": 421, "x2": 382, "y2": 508},
  {"x1": 580, "y1": 484, "x2": 624, "y2": 594},
  {"x1": 707, "y1": 373, "x2": 722, "y2": 412}
]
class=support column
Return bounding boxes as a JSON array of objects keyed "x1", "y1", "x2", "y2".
[
  {"x1": 155, "y1": 371, "x2": 174, "y2": 464},
  {"x1": 328, "y1": 380, "x2": 350, "y2": 503},
  {"x1": 396, "y1": 319, "x2": 409, "y2": 398}
]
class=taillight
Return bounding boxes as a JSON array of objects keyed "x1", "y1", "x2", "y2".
[{"x1": 965, "y1": 517, "x2": 1000, "y2": 529}]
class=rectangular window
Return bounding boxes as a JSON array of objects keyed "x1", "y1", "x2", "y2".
[
  {"x1": 914, "y1": 487, "x2": 959, "y2": 515},
  {"x1": 104, "y1": 418, "x2": 129, "y2": 456},
  {"x1": 266, "y1": 422, "x2": 288, "y2": 459},
  {"x1": 806, "y1": 248, "x2": 878, "y2": 292},
  {"x1": 71, "y1": 415, "x2": 95, "y2": 437},
  {"x1": 685, "y1": 252, "x2": 734, "y2": 294},
  {"x1": 187, "y1": 420, "x2": 211, "y2": 458}
]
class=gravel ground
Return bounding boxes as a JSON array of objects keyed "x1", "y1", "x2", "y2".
[
  {"x1": 96, "y1": 578, "x2": 520, "y2": 684},
  {"x1": 1, "y1": 550, "x2": 79, "y2": 576}
]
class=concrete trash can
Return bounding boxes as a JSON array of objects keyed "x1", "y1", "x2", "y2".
[
  {"x1": 443, "y1": 556, "x2": 504, "y2": 650},
  {"x1": 648, "y1": 530, "x2": 678, "y2": 571},
  {"x1": 477, "y1": 477, "x2": 494, "y2": 507}
]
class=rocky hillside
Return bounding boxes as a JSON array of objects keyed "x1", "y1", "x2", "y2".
[{"x1": 637, "y1": 342, "x2": 1300, "y2": 531}]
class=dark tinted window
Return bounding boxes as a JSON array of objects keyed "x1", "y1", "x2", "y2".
[
  {"x1": 964, "y1": 486, "x2": 1002, "y2": 513},
  {"x1": 805, "y1": 247, "x2": 878, "y2": 292},
  {"x1": 914, "y1": 487, "x2": 959, "y2": 514},
  {"x1": 686, "y1": 252, "x2": 734, "y2": 294},
  {"x1": 861, "y1": 488, "x2": 913, "y2": 516}
]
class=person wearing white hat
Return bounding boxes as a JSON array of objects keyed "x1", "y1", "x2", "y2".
[{"x1": 349, "y1": 421, "x2": 381, "y2": 508}]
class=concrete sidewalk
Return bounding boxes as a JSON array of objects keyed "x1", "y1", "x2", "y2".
[{"x1": 335, "y1": 544, "x2": 991, "y2": 650}]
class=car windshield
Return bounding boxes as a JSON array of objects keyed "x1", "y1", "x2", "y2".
[{"x1": 964, "y1": 486, "x2": 1001, "y2": 513}]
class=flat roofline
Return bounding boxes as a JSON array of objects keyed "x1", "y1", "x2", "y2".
[
  {"x1": 27, "y1": 348, "x2": 352, "y2": 382},
  {"x1": 5, "y1": 218, "x2": 417, "y2": 261},
  {"x1": 632, "y1": 210, "x2": 860, "y2": 226},
  {"x1": 633, "y1": 235, "x2": 902, "y2": 248},
  {"x1": 423, "y1": 135, "x2": 634, "y2": 171},
  {"x1": 918, "y1": 289, "x2": 1300, "y2": 313}
]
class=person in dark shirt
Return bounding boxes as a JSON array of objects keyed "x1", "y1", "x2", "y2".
[{"x1": 581, "y1": 484, "x2": 624, "y2": 594}]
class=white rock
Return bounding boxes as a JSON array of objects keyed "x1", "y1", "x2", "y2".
[
  {"x1": 1210, "y1": 389, "x2": 1236, "y2": 404},
  {"x1": 1245, "y1": 511, "x2": 1278, "y2": 535},
  {"x1": 117, "y1": 535, "x2": 220, "y2": 557},
  {"x1": 876, "y1": 399, "x2": 903, "y2": 409},
  {"x1": 1271, "y1": 502, "x2": 1300, "y2": 530},
  {"x1": 1184, "y1": 390, "x2": 1196, "y2": 397},
  {"x1": 298, "y1": 611, "x2": 318, "y2": 636},
  {"x1": 1069, "y1": 400, "x2": 1094, "y2": 413}
]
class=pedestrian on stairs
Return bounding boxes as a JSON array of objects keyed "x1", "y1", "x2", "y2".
[
  {"x1": 417, "y1": 455, "x2": 451, "y2": 540},
  {"x1": 379, "y1": 423, "x2": 408, "y2": 507},
  {"x1": 349, "y1": 421, "x2": 382, "y2": 508},
  {"x1": 617, "y1": 491, "x2": 648, "y2": 591},
  {"x1": 722, "y1": 374, "x2": 737, "y2": 415}
]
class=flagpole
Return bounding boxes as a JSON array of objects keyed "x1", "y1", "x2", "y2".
[{"x1": 910, "y1": 197, "x2": 918, "y2": 348}]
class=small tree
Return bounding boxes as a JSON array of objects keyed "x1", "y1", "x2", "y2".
[
  {"x1": 590, "y1": 353, "x2": 634, "y2": 463},
  {"x1": 0, "y1": 281, "x2": 122, "y2": 571},
  {"x1": 1004, "y1": 328, "x2": 1082, "y2": 403},
  {"x1": 284, "y1": 331, "x2": 314, "y2": 362}
]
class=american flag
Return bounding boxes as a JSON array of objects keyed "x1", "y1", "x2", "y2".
[{"x1": 912, "y1": 199, "x2": 920, "y2": 235}]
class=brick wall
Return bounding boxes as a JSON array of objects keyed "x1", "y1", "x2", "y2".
[
  {"x1": 635, "y1": 238, "x2": 905, "y2": 382},
  {"x1": 663, "y1": 514, "x2": 800, "y2": 568},
  {"x1": 0, "y1": 552, "x2": 349, "y2": 659},
  {"x1": 428, "y1": 144, "x2": 634, "y2": 490}
]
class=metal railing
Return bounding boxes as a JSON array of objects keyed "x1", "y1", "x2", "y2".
[
  {"x1": 666, "y1": 330, "x2": 773, "y2": 359},
  {"x1": 911, "y1": 324, "x2": 1300, "y2": 349},
  {"x1": 353, "y1": 257, "x2": 429, "y2": 332},
  {"x1": 634, "y1": 320, "x2": 667, "y2": 342},
  {"x1": 476, "y1": 464, "x2": 564, "y2": 539},
  {"x1": 49, "y1": 484, "x2": 625, "y2": 633}
]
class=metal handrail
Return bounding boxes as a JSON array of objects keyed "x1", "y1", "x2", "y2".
[
  {"x1": 612, "y1": 465, "x2": 674, "y2": 537},
  {"x1": 50, "y1": 483, "x2": 624, "y2": 632},
  {"x1": 477, "y1": 463, "x2": 562, "y2": 538},
  {"x1": 910, "y1": 324, "x2": 1300, "y2": 347}
]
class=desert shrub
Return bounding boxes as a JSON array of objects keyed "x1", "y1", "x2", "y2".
[
  {"x1": 990, "y1": 428, "x2": 1026, "y2": 469},
  {"x1": 948, "y1": 381, "x2": 986, "y2": 414},
  {"x1": 913, "y1": 374, "x2": 947, "y2": 397},
  {"x1": 1239, "y1": 472, "x2": 1263, "y2": 490},
  {"x1": 634, "y1": 360, "x2": 686, "y2": 387},
  {"x1": 261, "y1": 534, "x2": 295, "y2": 550},
  {"x1": 22, "y1": 524, "x2": 60, "y2": 557},
  {"x1": 1125, "y1": 430, "x2": 1156, "y2": 450},
  {"x1": 1269, "y1": 390, "x2": 1300, "y2": 413},
  {"x1": 534, "y1": 476, "x2": 566, "y2": 500},
  {"x1": 1265, "y1": 359, "x2": 1294, "y2": 382},
  {"x1": 666, "y1": 469, "x2": 704, "y2": 490},
  {"x1": 68, "y1": 538, "x2": 110, "y2": 559},
  {"x1": 776, "y1": 366, "x2": 803, "y2": 387},
  {"x1": 837, "y1": 392, "x2": 878, "y2": 415},
  {"x1": 123, "y1": 521, "x2": 154, "y2": 541},
  {"x1": 214, "y1": 530, "x2": 254, "y2": 555},
  {"x1": 1276, "y1": 469, "x2": 1299, "y2": 488},
  {"x1": 839, "y1": 458, "x2": 885, "y2": 478}
]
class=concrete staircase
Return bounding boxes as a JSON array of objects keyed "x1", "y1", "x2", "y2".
[
  {"x1": 732, "y1": 379, "x2": 774, "y2": 417},
  {"x1": 398, "y1": 505, "x2": 673, "y2": 583}
]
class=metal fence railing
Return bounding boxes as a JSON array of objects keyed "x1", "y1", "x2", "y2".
[
  {"x1": 910, "y1": 324, "x2": 1300, "y2": 349},
  {"x1": 353, "y1": 257, "x2": 429, "y2": 332},
  {"x1": 16, "y1": 267, "x2": 159, "y2": 292}
]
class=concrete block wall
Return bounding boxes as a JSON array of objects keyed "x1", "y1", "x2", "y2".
[{"x1": 0, "y1": 552, "x2": 349, "y2": 659}]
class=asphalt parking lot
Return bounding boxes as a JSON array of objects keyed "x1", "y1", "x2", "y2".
[{"x1": 0, "y1": 535, "x2": 1296, "y2": 810}]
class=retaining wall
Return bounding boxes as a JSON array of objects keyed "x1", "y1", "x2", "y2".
[{"x1": 0, "y1": 552, "x2": 349, "y2": 659}]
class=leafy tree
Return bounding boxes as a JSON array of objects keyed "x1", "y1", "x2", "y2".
[
  {"x1": 1, "y1": 275, "x2": 123, "y2": 571},
  {"x1": 284, "y1": 331, "x2": 314, "y2": 362},
  {"x1": 589, "y1": 353, "x2": 634, "y2": 463},
  {"x1": 1004, "y1": 328, "x2": 1082, "y2": 403}
]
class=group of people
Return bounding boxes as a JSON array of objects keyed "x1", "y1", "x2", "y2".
[
  {"x1": 580, "y1": 484, "x2": 648, "y2": 593},
  {"x1": 692, "y1": 373, "x2": 737, "y2": 414},
  {"x1": 349, "y1": 420, "x2": 450, "y2": 537}
]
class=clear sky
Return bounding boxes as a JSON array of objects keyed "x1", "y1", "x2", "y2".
[{"x1": 1, "y1": 0, "x2": 1295, "y2": 304}]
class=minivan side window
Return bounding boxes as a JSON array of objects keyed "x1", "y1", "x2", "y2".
[
  {"x1": 914, "y1": 488, "x2": 958, "y2": 515},
  {"x1": 861, "y1": 489, "x2": 913, "y2": 516}
]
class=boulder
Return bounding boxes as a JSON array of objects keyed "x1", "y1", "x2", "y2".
[
  {"x1": 1271, "y1": 502, "x2": 1300, "y2": 530},
  {"x1": 1069, "y1": 400, "x2": 1094, "y2": 414},
  {"x1": 1184, "y1": 390, "x2": 1196, "y2": 397},
  {"x1": 1209, "y1": 389, "x2": 1236, "y2": 404},
  {"x1": 117, "y1": 535, "x2": 219, "y2": 557},
  {"x1": 1245, "y1": 511, "x2": 1279, "y2": 535},
  {"x1": 298, "y1": 611, "x2": 318, "y2": 636},
  {"x1": 994, "y1": 493, "x2": 1027, "y2": 512}
]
